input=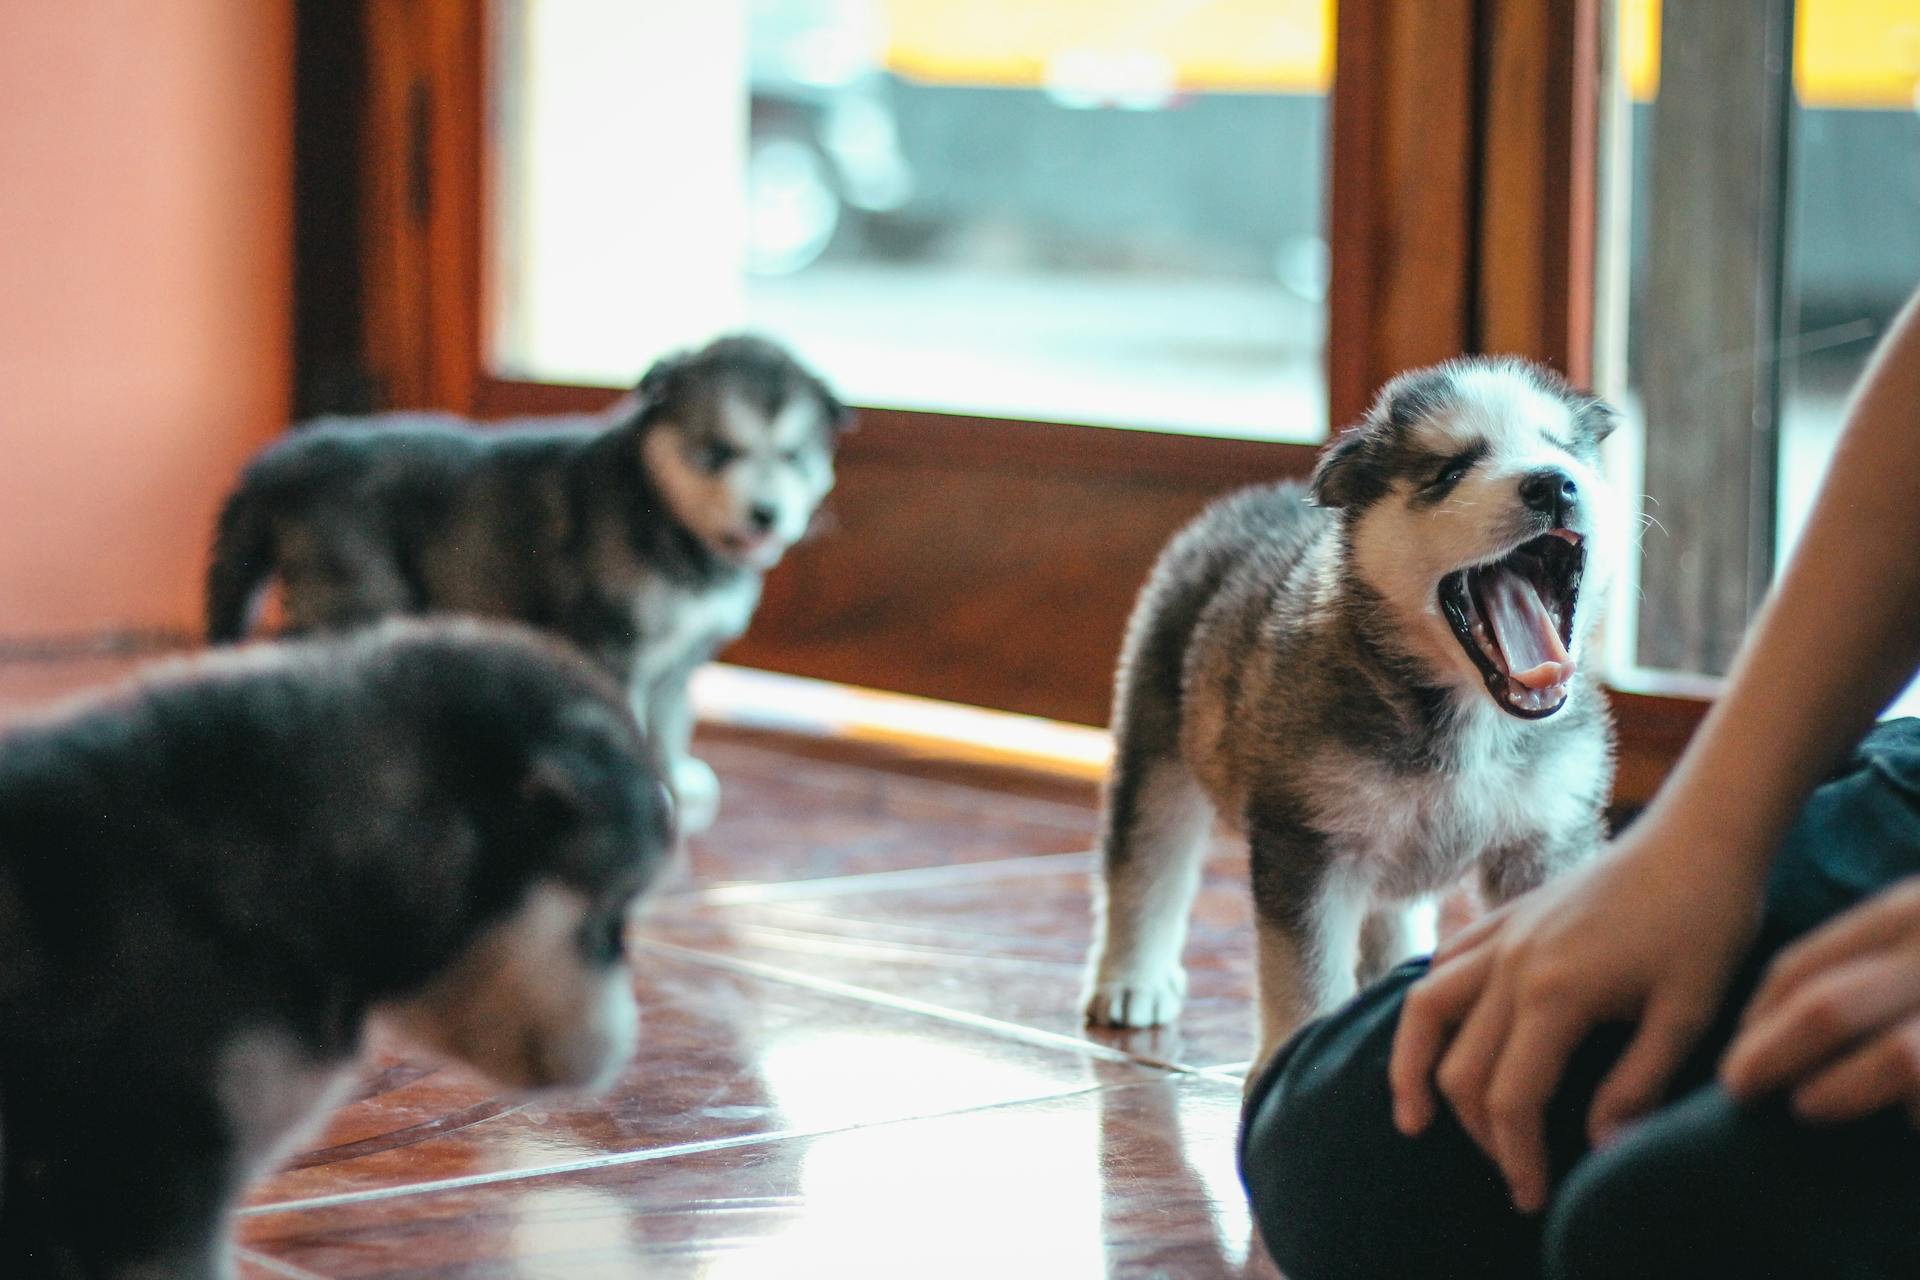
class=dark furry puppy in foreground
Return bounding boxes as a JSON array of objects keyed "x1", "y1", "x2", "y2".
[
  {"x1": 0, "y1": 622, "x2": 671, "y2": 1279},
  {"x1": 205, "y1": 333, "x2": 848, "y2": 834}
]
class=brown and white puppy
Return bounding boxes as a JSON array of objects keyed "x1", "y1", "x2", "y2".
[
  {"x1": 0, "y1": 621, "x2": 671, "y2": 1279},
  {"x1": 206, "y1": 334, "x2": 849, "y2": 832},
  {"x1": 1082, "y1": 358, "x2": 1623, "y2": 1074}
]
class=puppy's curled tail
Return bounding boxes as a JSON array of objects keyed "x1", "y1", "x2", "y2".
[{"x1": 205, "y1": 486, "x2": 276, "y2": 644}]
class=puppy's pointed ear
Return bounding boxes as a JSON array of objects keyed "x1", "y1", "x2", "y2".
[
  {"x1": 817, "y1": 379, "x2": 855, "y2": 437},
  {"x1": 632, "y1": 348, "x2": 694, "y2": 422},
  {"x1": 1308, "y1": 425, "x2": 1375, "y2": 510},
  {"x1": 1574, "y1": 395, "x2": 1620, "y2": 448}
]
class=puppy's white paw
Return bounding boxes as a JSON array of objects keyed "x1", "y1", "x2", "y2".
[
  {"x1": 1082, "y1": 962, "x2": 1187, "y2": 1029},
  {"x1": 670, "y1": 757, "x2": 721, "y2": 835}
]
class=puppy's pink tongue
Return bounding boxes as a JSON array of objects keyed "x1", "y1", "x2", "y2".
[{"x1": 1482, "y1": 568, "x2": 1575, "y2": 690}]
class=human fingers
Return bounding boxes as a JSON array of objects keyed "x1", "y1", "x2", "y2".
[
  {"x1": 1390, "y1": 946, "x2": 1495, "y2": 1137},
  {"x1": 1588, "y1": 992, "x2": 1714, "y2": 1146},
  {"x1": 1723, "y1": 951, "x2": 1920, "y2": 1100},
  {"x1": 1433, "y1": 961, "x2": 1520, "y2": 1160},
  {"x1": 1483, "y1": 1004, "x2": 1586, "y2": 1212},
  {"x1": 1790, "y1": 1016, "x2": 1920, "y2": 1123},
  {"x1": 1743, "y1": 879, "x2": 1920, "y2": 1028}
]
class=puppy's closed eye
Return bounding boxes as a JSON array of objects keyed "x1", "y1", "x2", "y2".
[
  {"x1": 1425, "y1": 445, "x2": 1487, "y2": 493},
  {"x1": 698, "y1": 441, "x2": 740, "y2": 473}
]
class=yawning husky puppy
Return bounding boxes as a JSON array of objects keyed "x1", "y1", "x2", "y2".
[
  {"x1": 206, "y1": 334, "x2": 848, "y2": 833},
  {"x1": 0, "y1": 621, "x2": 671, "y2": 1279},
  {"x1": 1082, "y1": 358, "x2": 1621, "y2": 1071}
]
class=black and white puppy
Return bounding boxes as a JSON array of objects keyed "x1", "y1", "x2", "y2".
[
  {"x1": 0, "y1": 621, "x2": 671, "y2": 1279},
  {"x1": 1083, "y1": 358, "x2": 1622, "y2": 1073},
  {"x1": 205, "y1": 333, "x2": 849, "y2": 832}
]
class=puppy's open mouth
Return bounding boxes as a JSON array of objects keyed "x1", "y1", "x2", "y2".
[{"x1": 1438, "y1": 531, "x2": 1584, "y2": 719}]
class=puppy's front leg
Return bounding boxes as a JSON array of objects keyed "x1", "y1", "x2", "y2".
[
  {"x1": 1248, "y1": 809, "x2": 1367, "y2": 1078},
  {"x1": 641, "y1": 662, "x2": 719, "y2": 835},
  {"x1": 1083, "y1": 752, "x2": 1216, "y2": 1028}
]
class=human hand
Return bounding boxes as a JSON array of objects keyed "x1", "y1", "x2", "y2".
[
  {"x1": 1388, "y1": 822, "x2": 1765, "y2": 1212},
  {"x1": 1721, "y1": 876, "x2": 1920, "y2": 1125}
]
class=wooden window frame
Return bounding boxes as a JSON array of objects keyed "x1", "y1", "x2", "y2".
[
  {"x1": 332, "y1": 0, "x2": 1706, "y2": 805},
  {"x1": 1631, "y1": 0, "x2": 1798, "y2": 677}
]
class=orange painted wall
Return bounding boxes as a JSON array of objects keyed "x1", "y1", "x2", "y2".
[{"x1": 0, "y1": 2, "x2": 293, "y2": 639}]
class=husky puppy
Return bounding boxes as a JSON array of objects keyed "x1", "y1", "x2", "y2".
[
  {"x1": 1082, "y1": 358, "x2": 1621, "y2": 1070},
  {"x1": 205, "y1": 333, "x2": 848, "y2": 833},
  {"x1": 0, "y1": 621, "x2": 671, "y2": 1279}
]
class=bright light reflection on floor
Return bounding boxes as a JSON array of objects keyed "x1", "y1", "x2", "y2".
[
  {"x1": 506, "y1": 1182, "x2": 653, "y2": 1276},
  {"x1": 754, "y1": 1028, "x2": 1086, "y2": 1135},
  {"x1": 697, "y1": 1103, "x2": 1106, "y2": 1280}
]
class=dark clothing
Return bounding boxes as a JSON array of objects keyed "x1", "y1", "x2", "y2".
[{"x1": 1240, "y1": 718, "x2": 1920, "y2": 1280}]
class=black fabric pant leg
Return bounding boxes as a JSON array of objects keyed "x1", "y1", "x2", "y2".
[
  {"x1": 1238, "y1": 719, "x2": 1920, "y2": 1280},
  {"x1": 1545, "y1": 1087, "x2": 1920, "y2": 1280}
]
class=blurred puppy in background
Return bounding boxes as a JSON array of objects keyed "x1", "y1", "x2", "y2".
[
  {"x1": 0, "y1": 621, "x2": 672, "y2": 1279},
  {"x1": 206, "y1": 333, "x2": 849, "y2": 832}
]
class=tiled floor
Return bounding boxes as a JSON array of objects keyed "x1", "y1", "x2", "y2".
[{"x1": 2, "y1": 660, "x2": 1280, "y2": 1279}]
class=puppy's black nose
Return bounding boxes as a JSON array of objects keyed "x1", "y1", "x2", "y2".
[
  {"x1": 1520, "y1": 468, "x2": 1578, "y2": 522},
  {"x1": 747, "y1": 504, "x2": 777, "y2": 534}
]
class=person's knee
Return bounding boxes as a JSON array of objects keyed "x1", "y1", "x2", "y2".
[
  {"x1": 1241, "y1": 1017, "x2": 1385, "y2": 1280},
  {"x1": 1550, "y1": 1086, "x2": 1920, "y2": 1280},
  {"x1": 1241, "y1": 963, "x2": 1526, "y2": 1280},
  {"x1": 1544, "y1": 1090, "x2": 1775, "y2": 1280},
  {"x1": 1544, "y1": 1131, "x2": 1690, "y2": 1280}
]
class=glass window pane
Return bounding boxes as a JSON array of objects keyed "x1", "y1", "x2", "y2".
[
  {"x1": 1601, "y1": 0, "x2": 1920, "y2": 714},
  {"x1": 1777, "y1": 4, "x2": 1920, "y2": 563},
  {"x1": 491, "y1": 0, "x2": 1334, "y2": 442}
]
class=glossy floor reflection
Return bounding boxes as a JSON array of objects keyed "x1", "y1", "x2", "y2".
[{"x1": 1, "y1": 660, "x2": 1278, "y2": 1279}]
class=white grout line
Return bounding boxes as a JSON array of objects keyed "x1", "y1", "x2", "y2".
[
  {"x1": 635, "y1": 938, "x2": 1145, "y2": 1065},
  {"x1": 242, "y1": 1128, "x2": 862, "y2": 1218},
  {"x1": 660, "y1": 921, "x2": 1079, "y2": 971},
  {"x1": 241, "y1": 1080, "x2": 1126, "y2": 1220},
  {"x1": 632, "y1": 938, "x2": 1225, "y2": 1079},
  {"x1": 236, "y1": 1248, "x2": 333, "y2": 1280},
  {"x1": 669, "y1": 849, "x2": 1093, "y2": 905},
  {"x1": 1200, "y1": 1063, "x2": 1255, "y2": 1083}
]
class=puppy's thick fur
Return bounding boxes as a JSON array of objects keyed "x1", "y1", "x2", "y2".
[
  {"x1": 1083, "y1": 358, "x2": 1622, "y2": 1071},
  {"x1": 206, "y1": 333, "x2": 848, "y2": 832},
  {"x1": 0, "y1": 622, "x2": 671, "y2": 1278}
]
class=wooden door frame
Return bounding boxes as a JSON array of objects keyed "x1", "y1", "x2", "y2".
[{"x1": 335, "y1": 0, "x2": 1706, "y2": 804}]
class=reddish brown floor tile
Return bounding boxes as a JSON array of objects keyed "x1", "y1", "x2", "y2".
[
  {"x1": 237, "y1": 1249, "x2": 333, "y2": 1280},
  {"x1": 246, "y1": 948, "x2": 1157, "y2": 1211},
  {"x1": 637, "y1": 843, "x2": 1262, "y2": 1074},
  {"x1": 673, "y1": 733, "x2": 1098, "y2": 888},
  {"x1": 240, "y1": 1077, "x2": 1279, "y2": 1280}
]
